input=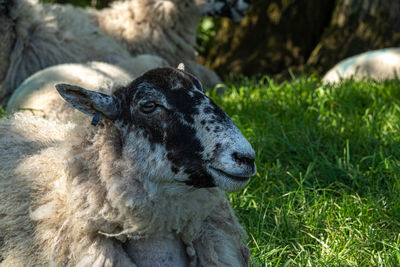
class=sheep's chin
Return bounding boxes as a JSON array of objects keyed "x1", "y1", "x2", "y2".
[{"x1": 207, "y1": 166, "x2": 251, "y2": 192}]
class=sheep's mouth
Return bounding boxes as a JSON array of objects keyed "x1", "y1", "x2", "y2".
[
  {"x1": 208, "y1": 166, "x2": 251, "y2": 182},
  {"x1": 207, "y1": 165, "x2": 252, "y2": 192}
]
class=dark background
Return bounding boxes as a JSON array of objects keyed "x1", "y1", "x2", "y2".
[{"x1": 43, "y1": 0, "x2": 400, "y2": 79}]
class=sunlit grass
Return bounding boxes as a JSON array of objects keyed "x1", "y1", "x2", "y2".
[{"x1": 209, "y1": 76, "x2": 400, "y2": 266}]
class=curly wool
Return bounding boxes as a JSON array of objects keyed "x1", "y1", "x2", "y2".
[{"x1": 0, "y1": 114, "x2": 249, "y2": 266}]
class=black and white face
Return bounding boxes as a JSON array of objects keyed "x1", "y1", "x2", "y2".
[
  {"x1": 196, "y1": 0, "x2": 251, "y2": 21},
  {"x1": 56, "y1": 66, "x2": 256, "y2": 192}
]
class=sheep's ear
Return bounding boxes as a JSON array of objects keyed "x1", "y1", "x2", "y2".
[
  {"x1": 177, "y1": 63, "x2": 185, "y2": 71},
  {"x1": 55, "y1": 84, "x2": 121, "y2": 123}
]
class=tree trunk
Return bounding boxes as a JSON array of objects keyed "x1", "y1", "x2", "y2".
[
  {"x1": 307, "y1": 0, "x2": 400, "y2": 74},
  {"x1": 205, "y1": 0, "x2": 400, "y2": 78},
  {"x1": 204, "y1": 0, "x2": 335, "y2": 77}
]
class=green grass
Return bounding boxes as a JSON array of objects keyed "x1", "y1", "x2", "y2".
[{"x1": 209, "y1": 76, "x2": 400, "y2": 266}]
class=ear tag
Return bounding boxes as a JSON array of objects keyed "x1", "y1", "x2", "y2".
[{"x1": 91, "y1": 112, "x2": 100, "y2": 126}]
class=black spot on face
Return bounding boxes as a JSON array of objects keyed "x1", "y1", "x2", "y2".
[
  {"x1": 212, "y1": 143, "x2": 222, "y2": 157},
  {"x1": 215, "y1": 143, "x2": 221, "y2": 151},
  {"x1": 209, "y1": 101, "x2": 230, "y2": 123},
  {"x1": 204, "y1": 106, "x2": 213, "y2": 114},
  {"x1": 164, "y1": 119, "x2": 214, "y2": 187},
  {"x1": 165, "y1": 89, "x2": 203, "y2": 124},
  {"x1": 184, "y1": 172, "x2": 214, "y2": 188},
  {"x1": 113, "y1": 67, "x2": 221, "y2": 188},
  {"x1": 165, "y1": 118, "x2": 204, "y2": 163},
  {"x1": 213, "y1": 125, "x2": 222, "y2": 134},
  {"x1": 128, "y1": 113, "x2": 165, "y2": 145}
]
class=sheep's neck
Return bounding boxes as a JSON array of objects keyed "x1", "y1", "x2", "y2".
[{"x1": 123, "y1": 233, "x2": 189, "y2": 267}]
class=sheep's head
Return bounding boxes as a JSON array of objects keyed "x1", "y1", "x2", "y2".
[
  {"x1": 197, "y1": 0, "x2": 250, "y2": 22},
  {"x1": 56, "y1": 66, "x2": 256, "y2": 192}
]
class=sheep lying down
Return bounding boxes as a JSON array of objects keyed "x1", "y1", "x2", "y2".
[
  {"x1": 6, "y1": 55, "x2": 169, "y2": 121},
  {"x1": 0, "y1": 0, "x2": 250, "y2": 103},
  {"x1": 0, "y1": 66, "x2": 256, "y2": 266},
  {"x1": 322, "y1": 48, "x2": 400, "y2": 84}
]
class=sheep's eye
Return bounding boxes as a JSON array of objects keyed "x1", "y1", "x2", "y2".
[{"x1": 140, "y1": 102, "x2": 157, "y2": 113}]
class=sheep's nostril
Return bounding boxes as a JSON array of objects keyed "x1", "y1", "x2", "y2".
[{"x1": 232, "y1": 152, "x2": 255, "y2": 167}]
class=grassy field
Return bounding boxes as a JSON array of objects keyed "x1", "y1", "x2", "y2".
[{"x1": 209, "y1": 76, "x2": 400, "y2": 266}]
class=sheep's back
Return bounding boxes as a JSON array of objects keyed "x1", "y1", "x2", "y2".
[
  {"x1": 0, "y1": 0, "x2": 131, "y2": 102},
  {"x1": 0, "y1": 114, "x2": 72, "y2": 266},
  {"x1": 6, "y1": 56, "x2": 169, "y2": 122}
]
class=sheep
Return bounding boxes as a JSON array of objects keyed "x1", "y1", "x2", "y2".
[
  {"x1": 0, "y1": 0, "x2": 250, "y2": 103},
  {"x1": 0, "y1": 0, "x2": 132, "y2": 103},
  {"x1": 95, "y1": 0, "x2": 251, "y2": 66},
  {"x1": 6, "y1": 55, "x2": 169, "y2": 121},
  {"x1": 0, "y1": 66, "x2": 256, "y2": 266},
  {"x1": 322, "y1": 48, "x2": 400, "y2": 84}
]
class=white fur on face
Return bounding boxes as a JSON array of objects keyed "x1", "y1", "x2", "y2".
[{"x1": 191, "y1": 97, "x2": 256, "y2": 192}]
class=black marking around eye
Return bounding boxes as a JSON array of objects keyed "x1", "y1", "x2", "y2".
[
  {"x1": 129, "y1": 114, "x2": 165, "y2": 145},
  {"x1": 165, "y1": 89, "x2": 203, "y2": 124},
  {"x1": 117, "y1": 68, "x2": 223, "y2": 188}
]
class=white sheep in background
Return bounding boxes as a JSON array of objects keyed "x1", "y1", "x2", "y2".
[
  {"x1": 322, "y1": 48, "x2": 400, "y2": 84},
  {"x1": 6, "y1": 55, "x2": 169, "y2": 121},
  {"x1": 96, "y1": 0, "x2": 250, "y2": 72},
  {"x1": 0, "y1": 66, "x2": 256, "y2": 266},
  {"x1": 0, "y1": 0, "x2": 131, "y2": 103},
  {"x1": 0, "y1": 0, "x2": 250, "y2": 103}
]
